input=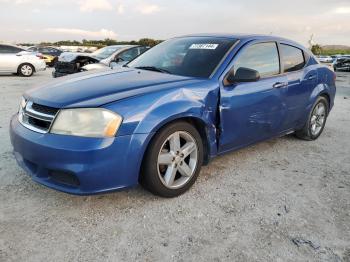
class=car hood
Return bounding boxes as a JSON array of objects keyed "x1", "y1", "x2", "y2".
[
  {"x1": 25, "y1": 68, "x2": 204, "y2": 108},
  {"x1": 82, "y1": 63, "x2": 109, "y2": 71},
  {"x1": 58, "y1": 52, "x2": 100, "y2": 63}
]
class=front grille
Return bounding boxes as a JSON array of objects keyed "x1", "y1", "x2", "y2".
[
  {"x1": 19, "y1": 101, "x2": 59, "y2": 133},
  {"x1": 55, "y1": 61, "x2": 77, "y2": 73},
  {"x1": 28, "y1": 116, "x2": 51, "y2": 130},
  {"x1": 32, "y1": 103, "x2": 59, "y2": 115}
]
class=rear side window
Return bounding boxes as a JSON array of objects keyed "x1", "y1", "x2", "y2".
[
  {"x1": 280, "y1": 44, "x2": 305, "y2": 72},
  {"x1": 0, "y1": 45, "x2": 23, "y2": 53},
  {"x1": 234, "y1": 42, "x2": 280, "y2": 77}
]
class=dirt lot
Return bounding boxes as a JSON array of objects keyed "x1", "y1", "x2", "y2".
[{"x1": 0, "y1": 69, "x2": 349, "y2": 262}]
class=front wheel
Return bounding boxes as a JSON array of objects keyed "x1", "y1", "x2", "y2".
[
  {"x1": 140, "y1": 121, "x2": 203, "y2": 197},
  {"x1": 295, "y1": 96, "x2": 329, "y2": 140}
]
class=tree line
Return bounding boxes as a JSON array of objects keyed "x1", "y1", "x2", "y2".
[
  {"x1": 19, "y1": 38, "x2": 163, "y2": 48},
  {"x1": 311, "y1": 44, "x2": 350, "y2": 56}
]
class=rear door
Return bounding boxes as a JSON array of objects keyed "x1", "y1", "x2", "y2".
[
  {"x1": 279, "y1": 43, "x2": 315, "y2": 130},
  {"x1": 218, "y1": 41, "x2": 288, "y2": 152}
]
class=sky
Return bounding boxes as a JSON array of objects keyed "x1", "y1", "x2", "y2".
[{"x1": 0, "y1": 0, "x2": 349, "y2": 46}]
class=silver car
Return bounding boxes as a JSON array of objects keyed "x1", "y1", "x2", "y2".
[
  {"x1": 53, "y1": 45, "x2": 150, "y2": 77},
  {"x1": 0, "y1": 44, "x2": 46, "y2": 77}
]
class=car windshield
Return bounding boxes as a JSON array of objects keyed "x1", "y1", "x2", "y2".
[
  {"x1": 127, "y1": 37, "x2": 237, "y2": 78},
  {"x1": 92, "y1": 46, "x2": 124, "y2": 60}
]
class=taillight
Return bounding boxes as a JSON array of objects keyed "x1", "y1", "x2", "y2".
[
  {"x1": 36, "y1": 53, "x2": 44, "y2": 59},
  {"x1": 333, "y1": 71, "x2": 336, "y2": 81}
]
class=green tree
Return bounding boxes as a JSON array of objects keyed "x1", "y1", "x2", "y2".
[
  {"x1": 311, "y1": 44, "x2": 322, "y2": 55},
  {"x1": 138, "y1": 38, "x2": 162, "y2": 47}
]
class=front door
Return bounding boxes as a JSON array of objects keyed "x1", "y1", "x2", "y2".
[{"x1": 218, "y1": 41, "x2": 288, "y2": 153}]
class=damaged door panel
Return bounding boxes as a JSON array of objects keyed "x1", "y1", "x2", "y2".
[{"x1": 218, "y1": 41, "x2": 288, "y2": 153}]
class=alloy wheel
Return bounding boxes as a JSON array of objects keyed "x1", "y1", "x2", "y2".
[
  {"x1": 157, "y1": 131, "x2": 198, "y2": 189},
  {"x1": 21, "y1": 65, "x2": 33, "y2": 76},
  {"x1": 310, "y1": 102, "x2": 326, "y2": 136}
]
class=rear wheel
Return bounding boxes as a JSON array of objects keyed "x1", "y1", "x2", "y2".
[
  {"x1": 295, "y1": 96, "x2": 329, "y2": 140},
  {"x1": 18, "y1": 63, "x2": 34, "y2": 77},
  {"x1": 140, "y1": 121, "x2": 203, "y2": 197}
]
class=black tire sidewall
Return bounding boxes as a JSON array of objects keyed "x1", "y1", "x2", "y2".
[{"x1": 141, "y1": 121, "x2": 204, "y2": 197}]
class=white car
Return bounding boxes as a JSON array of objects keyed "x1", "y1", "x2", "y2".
[
  {"x1": 316, "y1": 55, "x2": 333, "y2": 63},
  {"x1": 0, "y1": 44, "x2": 46, "y2": 77}
]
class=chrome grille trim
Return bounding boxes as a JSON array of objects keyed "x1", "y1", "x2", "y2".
[
  {"x1": 25, "y1": 101, "x2": 55, "y2": 122},
  {"x1": 18, "y1": 101, "x2": 59, "y2": 134}
]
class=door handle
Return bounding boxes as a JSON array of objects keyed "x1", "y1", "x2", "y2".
[
  {"x1": 273, "y1": 82, "x2": 288, "y2": 88},
  {"x1": 307, "y1": 75, "x2": 316, "y2": 80}
]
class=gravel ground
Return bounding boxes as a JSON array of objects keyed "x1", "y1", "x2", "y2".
[{"x1": 0, "y1": 69, "x2": 349, "y2": 262}]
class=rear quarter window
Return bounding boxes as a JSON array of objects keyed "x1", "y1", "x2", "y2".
[{"x1": 280, "y1": 44, "x2": 305, "y2": 72}]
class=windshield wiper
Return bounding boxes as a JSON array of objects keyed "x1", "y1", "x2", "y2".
[{"x1": 134, "y1": 66, "x2": 170, "y2": 74}]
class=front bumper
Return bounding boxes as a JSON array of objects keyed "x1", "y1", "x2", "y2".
[
  {"x1": 52, "y1": 70, "x2": 69, "y2": 78},
  {"x1": 10, "y1": 115, "x2": 148, "y2": 195}
]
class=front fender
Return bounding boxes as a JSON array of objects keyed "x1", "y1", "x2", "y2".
[
  {"x1": 134, "y1": 88, "x2": 210, "y2": 133},
  {"x1": 104, "y1": 82, "x2": 220, "y2": 161}
]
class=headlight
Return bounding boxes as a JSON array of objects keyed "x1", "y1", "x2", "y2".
[{"x1": 50, "y1": 108, "x2": 122, "y2": 138}]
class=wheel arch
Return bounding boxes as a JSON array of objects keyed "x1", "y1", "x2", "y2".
[
  {"x1": 17, "y1": 62, "x2": 36, "y2": 74},
  {"x1": 139, "y1": 116, "x2": 213, "y2": 174},
  {"x1": 319, "y1": 93, "x2": 330, "y2": 112}
]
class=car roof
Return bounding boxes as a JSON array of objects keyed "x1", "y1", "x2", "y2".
[
  {"x1": 0, "y1": 43, "x2": 23, "y2": 48},
  {"x1": 106, "y1": 45, "x2": 139, "y2": 48},
  {"x1": 177, "y1": 33, "x2": 305, "y2": 48}
]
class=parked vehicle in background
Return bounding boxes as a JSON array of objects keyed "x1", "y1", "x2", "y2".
[
  {"x1": 316, "y1": 55, "x2": 333, "y2": 63},
  {"x1": 0, "y1": 44, "x2": 46, "y2": 77},
  {"x1": 27, "y1": 46, "x2": 62, "y2": 67},
  {"x1": 10, "y1": 34, "x2": 336, "y2": 197},
  {"x1": 53, "y1": 45, "x2": 149, "y2": 77},
  {"x1": 333, "y1": 56, "x2": 350, "y2": 71}
]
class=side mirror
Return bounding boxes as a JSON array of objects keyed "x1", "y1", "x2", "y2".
[
  {"x1": 113, "y1": 57, "x2": 124, "y2": 63},
  {"x1": 226, "y1": 67, "x2": 260, "y2": 84}
]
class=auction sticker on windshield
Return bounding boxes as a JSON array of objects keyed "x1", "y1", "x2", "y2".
[{"x1": 189, "y1": 44, "x2": 219, "y2": 50}]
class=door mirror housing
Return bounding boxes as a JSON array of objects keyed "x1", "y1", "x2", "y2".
[
  {"x1": 113, "y1": 56, "x2": 124, "y2": 63},
  {"x1": 226, "y1": 67, "x2": 260, "y2": 84}
]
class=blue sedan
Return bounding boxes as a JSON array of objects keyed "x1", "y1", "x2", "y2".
[{"x1": 10, "y1": 34, "x2": 336, "y2": 197}]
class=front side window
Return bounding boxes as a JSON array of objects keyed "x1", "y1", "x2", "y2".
[
  {"x1": 128, "y1": 37, "x2": 237, "y2": 78},
  {"x1": 234, "y1": 42, "x2": 280, "y2": 78},
  {"x1": 118, "y1": 47, "x2": 139, "y2": 61},
  {"x1": 280, "y1": 44, "x2": 305, "y2": 72},
  {"x1": 0, "y1": 45, "x2": 6, "y2": 53},
  {"x1": 27, "y1": 47, "x2": 37, "y2": 52},
  {"x1": 92, "y1": 46, "x2": 124, "y2": 60}
]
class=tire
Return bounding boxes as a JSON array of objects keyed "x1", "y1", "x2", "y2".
[
  {"x1": 18, "y1": 63, "x2": 34, "y2": 77},
  {"x1": 295, "y1": 96, "x2": 329, "y2": 141},
  {"x1": 140, "y1": 121, "x2": 204, "y2": 197}
]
